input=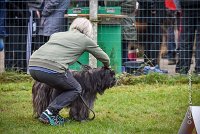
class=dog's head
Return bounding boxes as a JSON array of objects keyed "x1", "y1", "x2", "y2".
[
  {"x1": 73, "y1": 67, "x2": 116, "y2": 95},
  {"x1": 90, "y1": 67, "x2": 116, "y2": 95}
]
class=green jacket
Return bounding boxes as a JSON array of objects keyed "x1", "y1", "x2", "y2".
[{"x1": 29, "y1": 30, "x2": 110, "y2": 73}]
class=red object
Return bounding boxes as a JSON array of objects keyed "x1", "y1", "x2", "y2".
[
  {"x1": 128, "y1": 50, "x2": 137, "y2": 61},
  {"x1": 165, "y1": 0, "x2": 176, "y2": 10}
]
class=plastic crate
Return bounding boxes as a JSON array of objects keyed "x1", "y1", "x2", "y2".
[
  {"x1": 98, "y1": 7, "x2": 121, "y2": 15},
  {"x1": 67, "y1": 7, "x2": 121, "y2": 15},
  {"x1": 67, "y1": 7, "x2": 89, "y2": 14}
]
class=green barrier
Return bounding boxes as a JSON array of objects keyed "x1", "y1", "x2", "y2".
[
  {"x1": 68, "y1": 52, "x2": 89, "y2": 70},
  {"x1": 68, "y1": 7, "x2": 122, "y2": 73},
  {"x1": 97, "y1": 25, "x2": 121, "y2": 73},
  {"x1": 98, "y1": 7, "x2": 121, "y2": 15},
  {"x1": 67, "y1": 7, "x2": 89, "y2": 14},
  {"x1": 67, "y1": 7, "x2": 120, "y2": 15}
]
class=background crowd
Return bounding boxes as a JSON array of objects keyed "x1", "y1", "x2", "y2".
[{"x1": 0, "y1": 0, "x2": 200, "y2": 75}]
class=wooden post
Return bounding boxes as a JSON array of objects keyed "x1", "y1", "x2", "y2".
[
  {"x1": 0, "y1": 50, "x2": 5, "y2": 73},
  {"x1": 89, "y1": 0, "x2": 98, "y2": 68}
]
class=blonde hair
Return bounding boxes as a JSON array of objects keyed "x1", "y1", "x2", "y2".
[{"x1": 69, "y1": 18, "x2": 94, "y2": 39}]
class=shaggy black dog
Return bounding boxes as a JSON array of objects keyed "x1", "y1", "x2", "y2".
[{"x1": 32, "y1": 67, "x2": 116, "y2": 121}]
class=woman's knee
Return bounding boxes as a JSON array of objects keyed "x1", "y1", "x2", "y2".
[{"x1": 75, "y1": 84, "x2": 82, "y2": 94}]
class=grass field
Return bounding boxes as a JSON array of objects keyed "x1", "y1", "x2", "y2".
[{"x1": 0, "y1": 72, "x2": 200, "y2": 134}]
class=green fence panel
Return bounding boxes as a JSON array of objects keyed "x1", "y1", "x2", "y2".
[{"x1": 68, "y1": 7, "x2": 122, "y2": 72}]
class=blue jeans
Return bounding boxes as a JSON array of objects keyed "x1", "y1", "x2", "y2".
[
  {"x1": 0, "y1": 38, "x2": 4, "y2": 51},
  {"x1": 176, "y1": 9, "x2": 200, "y2": 73},
  {"x1": 167, "y1": 26, "x2": 176, "y2": 60}
]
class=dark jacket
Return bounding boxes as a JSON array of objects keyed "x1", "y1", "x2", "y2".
[
  {"x1": 0, "y1": 0, "x2": 6, "y2": 38},
  {"x1": 38, "y1": 0, "x2": 71, "y2": 36},
  {"x1": 121, "y1": 0, "x2": 137, "y2": 41},
  {"x1": 173, "y1": 0, "x2": 200, "y2": 9},
  {"x1": 179, "y1": 0, "x2": 200, "y2": 8},
  {"x1": 136, "y1": 0, "x2": 166, "y2": 24},
  {"x1": 121, "y1": 0, "x2": 136, "y2": 15}
]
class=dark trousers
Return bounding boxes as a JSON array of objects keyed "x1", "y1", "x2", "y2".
[
  {"x1": 29, "y1": 69, "x2": 82, "y2": 113},
  {"x1": 176, "y1": 9, "x2": 200, "y2": 74},
  {"x1": 122, "y1": 40, "x2": 129, "y2": 65},
  {"x1": 167, "y1": 26, "x2": 176, "y2": 59},
  {"x1": 143, "y1": 24, "x2": 162, "y2": 66}
]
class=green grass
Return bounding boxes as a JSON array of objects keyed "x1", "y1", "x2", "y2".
[{"x1": 0, "y1": 72, "x2": 200, "y2": 134}]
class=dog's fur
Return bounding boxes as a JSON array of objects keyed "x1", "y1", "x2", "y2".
[{"x1": 32, "y1": 68, "x2": 116, "y2": 121}]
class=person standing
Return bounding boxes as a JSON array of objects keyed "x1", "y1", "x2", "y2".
[
  {"x1": 33, "y1": 0, "x2": 71, "y2": 51},
  {"x1": 101, "y1": 0, "x2": 137, "y2": 65},
  {"x1": 137, "y1": 0, "x2": 166, "y2": 67},
  {"x1": 120, "y1": 0, "x2": 137, "y2": 64},
  {"x1": 0, "y1": 0, "x2": 6, "y2": 73},
  {"x1": 165, "y1": 0, "x2": 177, "y2": 65},
  {"x1": 175, "y1": 0, "x2": 200, "y2": 74},
  {"x1": 0, "y1": 0, "x2": 6, "y2": 51}
]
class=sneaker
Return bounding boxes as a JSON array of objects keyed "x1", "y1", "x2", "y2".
[
  {"x1": 143, "y1": 65, "x2": 168, "y2": 74},
  {"x1": 39, "y1": 111, "x2": 65, "y2": 126},
  {"x1": 168, "y1": 59, "x2": 176, "y2": 65}
]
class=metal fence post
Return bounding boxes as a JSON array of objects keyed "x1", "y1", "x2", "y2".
[
  {"x1": 89, "y1": 0, "x2": 98, "y2": 68},
  {"x1": 0, "y1": 50, "x2": 5, "y2": 73}
]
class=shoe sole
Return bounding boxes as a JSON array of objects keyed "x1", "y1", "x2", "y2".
[
  {"x1": 39, "y1": 117, "x2": 66, "y2": 126},
  {"x1": 38, "y1": 117, "x2": 50, "y2": 124}
]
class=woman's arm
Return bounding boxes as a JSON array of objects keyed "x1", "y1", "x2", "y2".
[{"x1": 85, "y1": 39, "x2": 110, "y2": 68}]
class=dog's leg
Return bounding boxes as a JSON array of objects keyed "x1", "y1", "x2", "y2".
[{"x1": 69, "y1": 93, "x2": 97, "y2": 121}]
